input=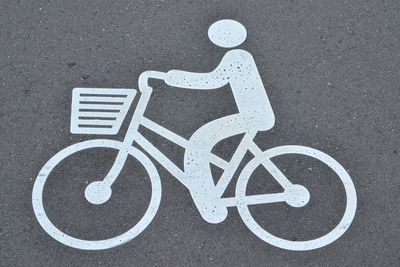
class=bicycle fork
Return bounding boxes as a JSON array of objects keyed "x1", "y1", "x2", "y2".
[
  {"x1": 84, "y1": 102, "x2": 145, "y2": 205},
  {"x1": 84, "y1": 79, "x2": 156, "y2": 205}
]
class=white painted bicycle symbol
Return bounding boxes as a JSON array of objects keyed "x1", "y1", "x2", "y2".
[{"x1": 32, "y1": 19, "x2": 357, "y2": 251}]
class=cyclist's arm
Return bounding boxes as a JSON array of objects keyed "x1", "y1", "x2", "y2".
[{"x1": 165, "y1": 67, "x2": 228, "y2": 90}]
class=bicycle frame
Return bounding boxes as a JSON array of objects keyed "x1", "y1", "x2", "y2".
[{"x1": 101, "y1": 72, "x2": 295, "y2": 207}]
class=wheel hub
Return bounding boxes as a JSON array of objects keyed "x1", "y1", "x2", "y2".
[
  {"x1": 284, "y1": 184, "x2": 310, "y2": 208},
  {"x1": 85, "y1": 181, "x2": 112, "y2": 205}
]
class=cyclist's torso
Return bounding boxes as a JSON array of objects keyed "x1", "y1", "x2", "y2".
[{"x1": 222, "y1": 49, "x2": 275, "y2": 130}]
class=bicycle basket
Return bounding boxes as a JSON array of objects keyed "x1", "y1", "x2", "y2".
[{"x1": 70, "y1": 88, "x2": 136, "y2": 135}]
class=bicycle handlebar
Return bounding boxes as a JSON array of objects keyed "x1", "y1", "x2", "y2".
[{"x1": 138, "y1": 71, "x2": 166, "y2": 93}]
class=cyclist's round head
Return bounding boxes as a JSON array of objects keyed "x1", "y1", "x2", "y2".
[{"x1": 208, "y1": 19, "x2": 247, "y2": 48}]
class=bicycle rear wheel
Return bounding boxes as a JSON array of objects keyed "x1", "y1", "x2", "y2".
[
  {"x1": 32, "y1": 139, "x2": 161, "y2": 250},
  {"x1": 236, "y1": 145, "x2": 357, "y2": 251}
]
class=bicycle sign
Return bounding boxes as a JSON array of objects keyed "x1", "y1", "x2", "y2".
[{"x1": 32, "y1": 19, "x2": 357, "y2": 251}]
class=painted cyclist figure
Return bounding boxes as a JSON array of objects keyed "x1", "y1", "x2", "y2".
[
  {"x1": 33, "y1": 18, "x2": 356, "y2": 251},
  {"x1": 140, "y1": 19, "x2": 275, "y2": 223}
]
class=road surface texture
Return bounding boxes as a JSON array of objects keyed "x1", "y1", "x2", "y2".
[{"x1": 1, "y1": 0, "x2": 399, "y2": 266}]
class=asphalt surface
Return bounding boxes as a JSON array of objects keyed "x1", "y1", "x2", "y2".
[{"x1": 1, "y1": 0, "x2": 399, "y2": 266}]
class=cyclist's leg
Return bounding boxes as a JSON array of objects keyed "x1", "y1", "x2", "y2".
[{"x1": 184, "y1": 114, "x2": 248, "y2": 223}]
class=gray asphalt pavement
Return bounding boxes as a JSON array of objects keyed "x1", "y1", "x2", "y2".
[{"x1": 1, "y1": 0, "x2": 399, "y2": 266}]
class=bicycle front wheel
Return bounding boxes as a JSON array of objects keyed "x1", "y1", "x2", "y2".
[
  {"x1": 32, "y1": 139, "x2": 161, "y2": 250},
  {"x1": 236, "y1": 145, "x2": 357, "y2": 251}
]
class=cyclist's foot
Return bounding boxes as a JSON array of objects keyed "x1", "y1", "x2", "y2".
[
  {"x1": 85, "y1": 181, "x2": 112, "y2": 205},
  {"x1": 191, "y1": 194, "x2": 228, "y2": 223},
  {"x1": 197, "y1": 205, "x2": 228, "y2": 224},
  {"x1": 208, "y1": 204, "x2": 228, "y2": 224},
  {"x1": 285, "y1": 184, "x2": 310, "y2": 208}
]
